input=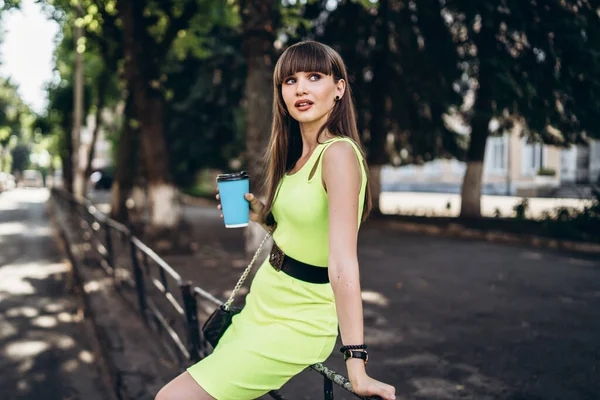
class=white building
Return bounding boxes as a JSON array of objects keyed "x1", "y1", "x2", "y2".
[{"x1": 382, "y1": 124, "x2": 599, "y2": 198}]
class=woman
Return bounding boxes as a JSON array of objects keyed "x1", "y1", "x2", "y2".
[{"x1": 156, "y1": 41, "x2": 396, "y2": 400}]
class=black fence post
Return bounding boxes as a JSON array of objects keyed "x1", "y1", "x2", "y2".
[
  {"x1": 159, "y1": 268, "x2": 169, "y2": 292},
  {"x1": 324, "y1": 376, "x2": 334, "y2": 400},
  {"x1": 130, "y1": 237, "x2": 148, "y2": 320},
  {"x1": 181, "y1": 282, "x2": 201, "y2": 363}
]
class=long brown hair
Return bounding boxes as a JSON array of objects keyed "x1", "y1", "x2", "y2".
[{"x1": 260, "y1": 41, "x2": 372, "y2": 226}]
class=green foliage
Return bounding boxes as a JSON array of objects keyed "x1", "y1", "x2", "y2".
[
  {"x1": 537, "y1": 167, "x2": 557, "y2": 177},
  {"x1": 180, "y1": 169, "x2": 215, "y2": 198},
  {"x1": 0, "y1": 78, "x2": 30, "y2": 145},
  {"x1": 513, "y1": 197, "x2": 529, "y2": 219},
  {"x1": 0, "y1": 76, "x2": 37, "y2": 174},
  {"x1": 165, "y1": 26, "x2": 246, "y2": 187},
  {"x1": 46, "y1": 80, "x2": 92, "y2": 136},
  {"x1": 40, "y1": 0, "x2": 246, "y2": 191},
  {"x1": 444, "y1": 0, "x2": 600, "y2": 145},
  {"x1": 34, "y1": 0, "x2": 600, "y2": 216},
  {"x1": 538, "y1": 188, "x2": 600, "y2": 242}
]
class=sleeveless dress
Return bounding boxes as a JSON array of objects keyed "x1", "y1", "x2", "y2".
[{"x1": 187, "y1": 137, "x2": 367, "y2": 399}]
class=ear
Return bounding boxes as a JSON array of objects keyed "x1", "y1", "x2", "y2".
[{"x1": 335, "y1": 79, "x2": 346, "y2": 100}]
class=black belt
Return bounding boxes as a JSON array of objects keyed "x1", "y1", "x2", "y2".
[{"x1": 269, "y1": 242, "x2": 329, "y2": 284}]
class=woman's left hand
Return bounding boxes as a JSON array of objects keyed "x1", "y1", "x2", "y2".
[{"x1": 351, "y1": 373, "x2": 396, "y2": 400}]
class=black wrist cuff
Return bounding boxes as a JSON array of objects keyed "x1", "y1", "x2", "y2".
[{"x1": 343, "y1": 349, "x2": 368, "y2": 364}]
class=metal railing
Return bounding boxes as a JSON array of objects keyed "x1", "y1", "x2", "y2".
[{"x1": 51, "y1": 188, "x2": 377, "y2": 400}]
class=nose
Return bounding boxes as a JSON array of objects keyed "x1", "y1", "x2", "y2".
[{"x1": 296, "y1": 77, "x2": 308, "y2": 96}]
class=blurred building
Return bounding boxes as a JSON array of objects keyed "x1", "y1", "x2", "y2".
[{"x1": 382, "y1": 124, "x2": 599, "y2": 198}]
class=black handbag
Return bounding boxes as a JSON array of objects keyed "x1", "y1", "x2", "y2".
[
  {"x1": 202, "y1": 304, "x2": 243, "y2": 348},
  {"x1": 202, "y1": 231, "x2": 272, "y2": 348}
]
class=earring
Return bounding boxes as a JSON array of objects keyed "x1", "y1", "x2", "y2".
[{"x1": 335, "y1": 96, "x2": 340, "y2": 101}]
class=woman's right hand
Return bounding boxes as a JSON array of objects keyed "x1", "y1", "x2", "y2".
[
  {"x1": 215, "y1": 190, "x2": 265, "y2": 224},
  {"x1": 351, "y1": 374, "x2": 396, "y2": 400},
  {"x1": 243, "y1": 192, "x2": 266, "y2": 224}
]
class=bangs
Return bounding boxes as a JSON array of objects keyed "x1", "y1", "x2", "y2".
[{"x1": 275, "y1": 42, "x2": 334, "y2": 85}]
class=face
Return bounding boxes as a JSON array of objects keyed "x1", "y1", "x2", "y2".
[{"x1": 281, "y1": 71, "x2": 345, "y2": 129}]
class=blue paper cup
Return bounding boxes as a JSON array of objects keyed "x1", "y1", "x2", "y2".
[{"x1": 216, "y1": 171, "x2": 250, "y2": 228}]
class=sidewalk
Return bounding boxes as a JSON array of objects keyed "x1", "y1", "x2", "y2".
[
  {"x1": 380, "y1": 191, "x2": 594, "y2": 219},
  {"x1": 0, "y1": 189, "x2": 113, "y2": 400},
  {"x1": 88, "y1": 190, "x2": 600, "y2": 400}
]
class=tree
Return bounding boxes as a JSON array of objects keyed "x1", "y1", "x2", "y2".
[
  {"x1": 445, "y1": 0, "x2": 600, "y2": 217},
  {"x1": 41, "y1": 6, "x2": 96, "y2": 194},
  {"x1": 0, "y1": 78, "x2": 27, "y2": 171},
  {"x1": 164, "y1": 29, "x2": 246, "y2": 188},
  {"x1": 76, "y1": 2, "x2": 122, "y2": 196},
  {"x1": 115, "y1": 0, "x2": 244, "y2": 250},
  {"x1": 46, "y1": 0, "x2": 141, "y2": 220}
]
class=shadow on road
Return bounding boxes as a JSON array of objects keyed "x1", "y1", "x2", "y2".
[{"x1": 0, "y1": 189, "x2": 112, "y2": 400}]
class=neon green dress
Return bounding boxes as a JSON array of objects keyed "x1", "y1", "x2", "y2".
[{"x1": 187, "y1": 137, "x2": 367, "y2": 399}]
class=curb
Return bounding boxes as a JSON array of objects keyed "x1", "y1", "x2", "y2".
[{"x1": 381, "y1": 219, "x2": 600, "y2": 255}]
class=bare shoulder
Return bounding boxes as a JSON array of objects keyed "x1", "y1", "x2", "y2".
[
  {"x1": 322, "y1": 140, "x2": 361, "y2": 190},
  {"x1": 322, "y1": 140, "x2": 360, "y2": 168}
]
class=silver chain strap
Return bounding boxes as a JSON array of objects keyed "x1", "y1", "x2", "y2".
[{"x1": 223, "y1": 231, "x2": 272, "y2": 310}]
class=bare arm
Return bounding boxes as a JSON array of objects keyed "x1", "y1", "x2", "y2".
[{"x1": 322, "y1": 142, "x2": 395, "y2": 400}]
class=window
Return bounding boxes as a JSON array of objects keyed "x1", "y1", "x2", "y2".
[
  {"x1": 521, "y1": 138, "x2": 544, "y2": 176},
  {"x1": 486, "y1": 134, "x2": 509, "y2": 174}
]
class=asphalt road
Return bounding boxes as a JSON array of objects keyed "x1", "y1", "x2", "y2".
[
  {"x1": 0, "y1": 189, "x2": 112, "y2": 400},
  {"x1": 91, "y1": 189, "x2": 600, "y2": 399}
]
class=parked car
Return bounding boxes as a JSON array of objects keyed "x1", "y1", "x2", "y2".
[
  {"x1": 21, "y1": 170, "x2": 44, "y2": 188},
  {"x1": 0, "y1": 172, "x2": 16, "y2": 192},
  {"x1": 91, "y1": 168, "x2": 113, "y2": 190}
]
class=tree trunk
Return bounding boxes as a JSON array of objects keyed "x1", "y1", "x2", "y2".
[
  {"x1": 110, "y1": 93, "x2": 136, "y2": 223},
  {"x1": 136, "y1": 94, "x2": 182, "y2": 227},
  {"x1": 459, "y1": 106, "x2": 491, "y2": 219},
  {"x1": 72, "y1": 21, "x2": 85, "y2": 199},
  {"x1": 118, "y1": 0, "x2": 191, "y2": 252},
  {"x1": 368, "y1": 164, "x2": 382, "y2": 215},
  {"x1": 459, "y1": 20, "x2": 495, "y2": 219},
  {"x1": 366, "y1": 0, "x2": 390, "y2": 215},
  {"x1": 62, "y1": 119, "x2": 74, "y2": 193},
  {"x1": 460, "y1": 161, "x2": 485, "y2": 217},
  {"x1": 240, "y1": 0, "x2": 278, "y2": 256}
]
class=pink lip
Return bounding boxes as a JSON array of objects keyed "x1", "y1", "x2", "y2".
[
  {"x1": 295, "y1": 99, "x2": 313, "y2": 106},
  {"x1": 296, "y1": 104, "x2": 313, "y2": 112},
  {"x1": 295, "y1": 99, "x2": 314, "y2": 111}
]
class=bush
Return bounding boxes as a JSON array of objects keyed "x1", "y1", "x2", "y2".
[
  {"x1": 539, "y1": 187, "x2": 600, "y2": 242},
  {"x1": 513, "y1": 198, "x2": 529, "y2": 219},
  {"x1": 537, "y1": 168, "x2": 557, "y2": 177}
]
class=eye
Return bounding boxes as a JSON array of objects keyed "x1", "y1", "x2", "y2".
[
  {"x1": 284, "y1": 77, "x2": 296, "y2": 84},
  {"x1": 309, "y1": 73, "x2": 321, "y2": 81}
]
